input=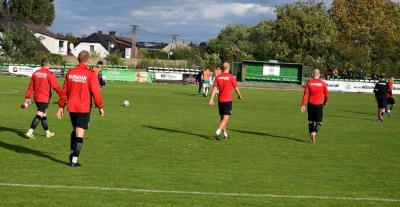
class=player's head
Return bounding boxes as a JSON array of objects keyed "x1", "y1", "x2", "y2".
[
  {"x1": 97, "y1": 61, "x2": 103, "y2": 67},
  {"x1": 313, "y1": 69, "x2": 321, "y2": 79},
  {"x1": 78, "y1": 50, "x2": 90, "y2": 64},
  {"x1": 41, "y1": 58, "x2": 50, "y2": 68},
  {"x1": 390, "y1": 76, "x2": 394, "y2": 82},
  {"x1": 216, "y1": 66, "x2": 220, "y2": 70},
  {"x1": 380, "y1": 73, "x2": 386, "y2": 79},
  {"x1": 222, "y1": 62, "x2": 230, "y2": 72}
]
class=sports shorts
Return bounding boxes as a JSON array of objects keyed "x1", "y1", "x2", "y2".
[
  {"x1": 377, "y1": 97, "x2": 387, "y2": 109},
  {"x1": 307, "y1": 103, "x2": 323, "y2": 122},
  {"x1": 387, "y1": 97, "x2": 395, "y2": 105},
  {"x1": 69, "y1": 112, "x2": 90, "y2": 129},
  {"x1": 203, "y1": 80, "x2": 210, "y2": 87},
  {"x1": 35, "y1": 102, "x2": 49, "y2": 113},
  {"x1": 218, "y1": 101, "x2": 232, "y2": 116}
]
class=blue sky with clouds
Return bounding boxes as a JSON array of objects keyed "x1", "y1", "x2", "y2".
[{"x1": 47, "y1": 0, "x2": 395, "y2": 44}]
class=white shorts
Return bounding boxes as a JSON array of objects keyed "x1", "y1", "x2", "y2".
[{"x1": 203, "y1": 83, "x2": 209, "y2": 88}]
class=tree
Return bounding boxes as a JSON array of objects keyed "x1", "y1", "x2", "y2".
[
  {"x1": 329, "y1": 0, "x2": 400, "y2": 76},
  {"x1": 272, "y1": 0, "x2": 337, "y2": 73},
  {"x1": 0, "y1": 23, "x2": 42, "y2": 61},
  {"x1": 0, "y1": 0, "x2": 55, "y2": 26}
]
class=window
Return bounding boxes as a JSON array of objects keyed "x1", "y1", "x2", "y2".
[
  {"x1": 90, "y1": 45, "x2": 94, "y2": 52},
  {"x1": 59, "y1": 41, "x2": 64, "y2": 52}
]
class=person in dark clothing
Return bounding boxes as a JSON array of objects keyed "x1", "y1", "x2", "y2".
[
  {"x1": 348, "y1": 69, "x2": 355, "y2": 81},
  {"x1": 374, "y1": 73, "x2": 391, "y2": 121},
  {"x1": 196, "y1": 68, "x2": 204, "y2": 94}
]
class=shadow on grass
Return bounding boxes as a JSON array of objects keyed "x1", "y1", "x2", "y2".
[
  {"x1": 0, "y1": 125, "x2": 26, "y2": 139},
  {"x1": 142, "y1": 125, "x2": 213, "y2": 140},
  {"x1": 173, "y1": 92, "x2": 201, "y2": 97},
  {"x1": 325, "y1": 114, "x2": 376, "y2": 121},
  {"x1": 337, "y1": 109, "x2": 375, "y2": 116},
  {"x1": 0, "y1": 141, "x2": 69, "y2": 166},
  {"x1": 230, "y1": 129, "x2": 306, "y2": 143}
]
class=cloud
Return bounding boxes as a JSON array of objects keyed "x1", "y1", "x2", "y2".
[{"x1": 47, "y1": 0, "x2": 341, "y2": 43}]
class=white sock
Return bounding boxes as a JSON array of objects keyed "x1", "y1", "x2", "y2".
[
  {"x1": 206, "y1": 89, "x2": 208, "y2": 96},
  {"x1": 45, "y1": 130, "x2": 50, "y2": 134},
  {"x1": 216, "y1": 129, "x2": 221, "y2": 135},
  {"x1": 388, "y1": 110, "x2": 391, "y2": 112},
  {"x1": 72, "y1": 156, "x2": 78, "y2": 164},
  {"x1": 223, "y1": 131, "x2": 228, "y2": 137},
  {"x1": 203, "y1": 88, "x2": 205, "y2": 94},
  {"x1": 28, "y1": 128, "x2": 34, "y2": 133}
]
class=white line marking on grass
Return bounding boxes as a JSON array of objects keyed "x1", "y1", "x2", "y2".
[
  {"x1": 0, "y1": 89, "x2": 18, "y2": 93},
  {"x1": 0, "y1": 183, "x2": 399, "y2": 202}
]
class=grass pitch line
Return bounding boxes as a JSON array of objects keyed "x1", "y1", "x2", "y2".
[
  {"x1": 0, "y1": 89, "x2": 18, "y2": 93},
  {"x1": 0, "y1": 183, "x2": 399, "y2": 202}
]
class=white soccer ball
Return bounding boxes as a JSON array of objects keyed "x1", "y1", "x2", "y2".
[{"x1": 123, "y1": 100, "x2": 129, "y2": 106}]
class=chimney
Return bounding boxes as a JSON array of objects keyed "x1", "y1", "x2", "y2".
[
  {"x1": 109, "y1": 31, "x2": 116, "y2": 36},
  {"x1": 4, "y1": 14, "x2": 13, "y2": 20},
  {"x1": 98, "y1": 31, "x2": 103, "y2": 34}
]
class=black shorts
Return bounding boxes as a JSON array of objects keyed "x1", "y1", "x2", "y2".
[
  {"x1": 308, "y1": 103, "x2": 324, "y2": 122},
  {"x1": 69, "y1": 112, "x2": 90, "y2": 129},
  {"x1": 377, "y1": 97, "x2": 387, "y2": 109},
  {"x1": 218, "y1": 101, "x2": 232, "y2": 116},
  {"x1": 387, "y1": 97, "x2": 395, "y2": 105},
  {"x1": 35, "y1": 102, "x2": 49, "y2": 113}
]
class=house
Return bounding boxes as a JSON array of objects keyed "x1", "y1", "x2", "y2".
[
  {"x1": 0, "y1": 14, "x2": 68, "y2": 55},
  {"x1": 70, "y1": 31, "x2": 140, "y2": 59}
]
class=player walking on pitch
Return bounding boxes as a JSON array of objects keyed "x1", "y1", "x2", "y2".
[
  {"x1": 301, "y1": 69, "x2": 329, "y2": 143},
  {"x1": 209, "y1": 62, "x2": 242, "y2": 140},
  {"x1": 385, "y1": 76, "x2": 395, "y2": 116},
  {"x1": 57, "y1": 50, "x2": 104, "y2": 167},
  {"x1": 374, "y1": 73, "x2": 391, "y2": 121},
  {"x1": 202, "y1": 68, "x2": 211, "y2": 97},
  {"x1": 24, "y1": 58, "x2": 63, "y2": 139}
]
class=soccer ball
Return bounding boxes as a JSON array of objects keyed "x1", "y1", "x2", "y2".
[{"x1": 123, "y1": 100, "x2": 129, "y2": 106}]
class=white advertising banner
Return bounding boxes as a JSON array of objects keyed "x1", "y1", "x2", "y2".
[
  {"x1": 155, "y1": 73, "x2": 183, "y2": 81},
  {"x1": 324, "y1": 80, "x2": 400, "y2": 94},
  {"x1": 9, "y1": 65, "x2": 40, "y2": 76},
  {"x1": 263, "y1": 65, "x2": 280, "y2": 76}
]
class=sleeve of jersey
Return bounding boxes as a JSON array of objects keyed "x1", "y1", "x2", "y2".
[
  {"x1": 301, "y1": 84, "x2": 309, "y2": 106},
  {"x1": 49, "y1": 73, "x2": 63, "y2": 97},
  {"x1": 91, "y1": 73, "x2": 104, "y2": 109},
  {"x1": 58, "y1": 76, "x2": 68, "y2": 108},
  {"x1": 24, "y1": 77, "x2": 34, "y2": 99}
]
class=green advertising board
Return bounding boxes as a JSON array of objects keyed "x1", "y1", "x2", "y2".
[{"x1": 103, "y1": 71, "x2": 152, "y2": 82}]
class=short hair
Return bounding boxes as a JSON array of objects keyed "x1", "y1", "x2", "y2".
[
  {"x1": 41, "y1": 58, "x2": 50, "y2": 67},
  {"x1": 78, "y1": 50, "x2": 90, "y2": 63},
  {"x1": 97, "y1": 61, "x2": 103, "y2": 65},
  {"x1": 381, "y1": 73, "x2": 386, "y2": 79}
]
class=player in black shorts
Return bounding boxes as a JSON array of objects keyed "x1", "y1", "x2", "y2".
[{"x1": 374, "y1": 73, "x2": 391, "y2": 121}]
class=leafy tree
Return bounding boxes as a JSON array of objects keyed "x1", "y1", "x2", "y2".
[
  {"x1": 0, "y1": 23, "x2": 42, "y2": 61},
  {"x1": 272, "y1": 0, "x2": 337, "y2": 73},
  {"x1": 201, "y1": 53, "x2": 221, "y2": 69},
  {"x1": 0, "y1": 0, "x2": 55, "y2": 26},
  {"x1": 329, "y1": 0, "x2": 400, "y2": 76},
  {"x1": 105, "y1": 49, "x2": 124, "y2": 65}
]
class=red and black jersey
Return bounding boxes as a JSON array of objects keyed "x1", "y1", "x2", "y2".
[
  {"x1": 58, "y1": 63, "x2": 103, "y2": 113},
  {"x1": 214, "y1": 73, "x2": 238, "y2": 102},
  {"x1": 302, "y1": 79, "x2": 328, "y2": 106},
  {"x1": 25, "y1": 68, "x2": 63, "y2": 103}
]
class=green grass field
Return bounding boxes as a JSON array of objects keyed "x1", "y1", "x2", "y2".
[{"x1": 0, "y1": 76, "x2": 399, "y2": 207}]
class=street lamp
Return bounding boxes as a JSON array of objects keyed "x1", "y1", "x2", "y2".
[
  {"x1": 107, "y1": 41, "x2": 115, "y2": 54},
  {"x1": 167, "y1": 51, "x2": 173, "y2": 60}
]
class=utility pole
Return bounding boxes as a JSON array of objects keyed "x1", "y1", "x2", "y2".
[
  {"x1": 130, "y1": 25, "x2": 139, "y2": 59},
  {"x1": 170, "y1": 34, "x2": 179, "y2": 50}
]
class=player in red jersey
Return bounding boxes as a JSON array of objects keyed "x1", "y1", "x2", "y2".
[
  {"x1": 385, "y1": 76, "x2": 395, "y2": 116},
  {"x1": 209, "y1": 62, "x2": 242, "y2": 140},
  {"x1": 301, "y1": 69, "x2": 329, "y2": 143},
  {"x1": 57, "y1": 50, "x2": 104, "y2": 167},
  {"x1": 24, "y1": 58, "x2": 63, "y2": 139}
]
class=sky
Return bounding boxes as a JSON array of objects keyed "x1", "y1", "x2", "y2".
[{"x1": 48, "y1": 0, "x2": 335, "y2": 44}]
